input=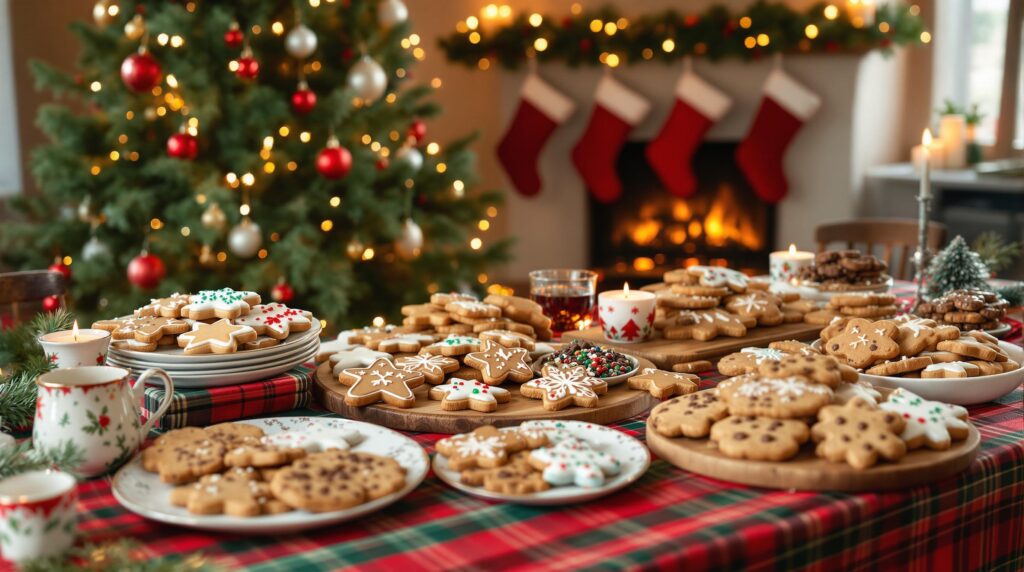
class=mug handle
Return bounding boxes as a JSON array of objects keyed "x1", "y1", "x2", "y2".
[{"x1": 132, "y1": 368, "x2": 174, "y2": 439}]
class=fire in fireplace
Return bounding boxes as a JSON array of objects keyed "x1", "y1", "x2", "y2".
[{"x1": 589, "y1": 142, "x2": 775, "y2": 284}]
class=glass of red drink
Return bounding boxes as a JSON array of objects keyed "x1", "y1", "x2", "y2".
[{"x1": 529, "y1": 269, "x2": 598, "y2": 337}]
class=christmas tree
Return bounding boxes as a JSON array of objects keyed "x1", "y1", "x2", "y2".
[
  {"x1": 1, "y1": 0, "x2": 509, "y2": 328},
  {"x1": 926, "y1": 235, "x2": 990, "y2": 298}
]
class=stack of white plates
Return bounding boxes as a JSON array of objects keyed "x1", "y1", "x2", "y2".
[{"x1": 106, "y1": 320, "x2": 321, "y2": 388}]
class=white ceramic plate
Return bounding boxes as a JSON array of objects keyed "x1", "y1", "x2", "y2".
[
  {"x1": 433, "y1": 420, "x2": 650, "y2": 505},
  {"x1": 111, "y1": 417, "x2": 428, "y2": 534},
  {"x1": 107, "y1": 346, "x2": 317, "y2": 388},
  {"x1": 859, "y1": 341, "x2": 1023, "y2": 405},
  {"x1": 772, "y1": 276, "x2": 894, "y2": 303},
  {"x1": 985, "y1": 322, "x2": 1013, "y2": 339},
  {"x1": 108, "y1": 336, "x2": 319, "y2": 371},
  {"x1": 530, "y1": 353, "x2": 639, "y2": 387},
  {"x1": 108, "y1": 320, "x2": 321, "y2": 364}
]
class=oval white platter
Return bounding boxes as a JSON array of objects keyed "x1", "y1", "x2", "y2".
[
  {"x1": 107, "y1": 319, "x2": 322, "y2": 365},
  {"x1": 112, "y1": 417, "x2": 429, "y2": 534},
  {"x1": 859, "y1": 340, "x2": 1023, "y2": 405},
  {"x1": 432, "y1": 420, "x2": 650, "y2": 506}
]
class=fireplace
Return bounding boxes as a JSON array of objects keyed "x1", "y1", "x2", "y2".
[{"x1": 588, "y1": 142, "x2": 775, "y2": 285}]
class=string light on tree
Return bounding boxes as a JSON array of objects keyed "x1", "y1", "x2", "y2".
[
  {"x1": 92, "y1": 0, "x2": 119, "y2": 26},
  {"x1": 346, "y1": 238, "x2": 366, "y2": 260},
  {"x1": 316, "y1": 135, "x2": 352, "y2": 179}
]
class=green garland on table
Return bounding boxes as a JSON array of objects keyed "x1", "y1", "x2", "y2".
[
  {"x1": 22, "y1": 540, "x2": 221, "y2": 572},
  {"x1": 0, "y1": 440, "x2": 85, "y2": 481},
  {"x1": 0, "y1": 309, "x2": 75, "y2": 431},
  {"x1": 440, "y1": 2, "x2": 927, "y2": 69}
]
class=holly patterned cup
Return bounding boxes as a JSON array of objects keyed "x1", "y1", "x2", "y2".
[
  {"x1": 37, "y1": 327, "x2": 111, "y2": 368},
  {"x1": 33, "y1": 366, "x2": 174, "y2": 478},
  {"x1": 0, "y1": 470, "x2": 78, "y2": 563},
  {"x1": 598, "y1": 287, "x2": 656, "y2": 343}
]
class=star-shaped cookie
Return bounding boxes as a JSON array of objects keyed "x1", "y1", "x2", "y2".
[
  {"x1": 338, "y1": 358, "x2": 425, "y2": 408},
  {"x1": 627, "y1": 367, "x2": 699, "y2": 399},
  {"x1": 177, "y1": 319, "x2": 258, "y2": 354}
]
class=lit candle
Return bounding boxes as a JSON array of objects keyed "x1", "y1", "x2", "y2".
[
  {"x1": 44, "y1": 321, "x2": 102, "y2": 343},
  {"x1": 846, "y1": 0, "x2": 876, "y2": 27},
  {"x1": 598, "y1": 283, "x2": 656, "y2": 343},
  {"x1": 479, "y1": 3, "x2": 513, "y2": 34},
  {"x1": 38, "y1": 321, "x2": 111, "y2": 368},
  {"x1": 939, "y1": 114, "x2": 967, "y2": 169},
  {"x1": 770, "y1": 243, "x2": 815, "y2": 284},
  {"x1": 919, "y1": 128, "x2": 932, "y2": 199}
]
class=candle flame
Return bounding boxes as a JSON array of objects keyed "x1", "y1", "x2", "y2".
[
  {"x1": 922, "y1": 128, "x2": 932, "y2": 146},
  {"x1": 788, "y1": 243, "x2": 797, "y2": 254},
  {"x1": 576, "y1": 316, "x2": 592, "y2": 330},
  {"x1": 72, "y1": 320, "x2": 79, "y2": 341},
  {"x1": 623, "y1": 282, "x2": 630, "y2": 298}
]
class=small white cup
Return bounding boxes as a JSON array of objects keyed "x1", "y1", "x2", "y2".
[
  {"x1": 37, "y1": 329, "x2": 111, "y2": 368},
  {"x1": 0, "y1": 470, "x2": 77, "y2": 563}
]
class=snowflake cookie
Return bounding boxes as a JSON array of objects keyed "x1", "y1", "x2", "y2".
[{"x1": 520, "y1": 366, "x2": 608, "y2": 411}]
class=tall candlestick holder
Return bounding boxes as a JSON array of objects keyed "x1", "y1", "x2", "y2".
[{"x1": 912, "y1": 193, "x2": 933, "y2": 311}]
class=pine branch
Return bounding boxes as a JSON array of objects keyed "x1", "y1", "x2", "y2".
[
  {"x1": 22, "y1": 539, "x2": 222, "y2": 572},
  {"x1": 996, "y1": 283, "x2": 1024, "y2": 306},
  {"x1": 0, "y1": 439, "x2": 85, "y2": 480},
  {"x1": 0, "y1": 309, "x2": 74, "y2": 430},
  {"x1": 972, "y1": 231, "x2": 1022, "y2": 275}
]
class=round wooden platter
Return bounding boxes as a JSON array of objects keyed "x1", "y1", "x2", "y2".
[
  {"x1": 645, "y1": 392, "x2": 981, "y2": 492},
  {"x1": 313, "y1": 358, "x2": 660, "y2": 434}
]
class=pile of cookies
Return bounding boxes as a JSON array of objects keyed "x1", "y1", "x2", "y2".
[
  {"x1": 641, "y1": 265, "x2": 816, "y2": 341},
  {"x1": 798, "y1": 250, "x2": 891, "y2": 291},
  {"x1": 399, "y1": 292, "x2": 553, "y2": 341},
  {"x1": 803, "y1": 292, "x2": 898, "y2": 325},
  {"x1": 916, "y1": 288, "x2": 1009, "y2": 331},
  {"x1": 95, "y1": 288, "x2": 314, "y2": 354},
  {"x1": 436, "y1": 424, "x2": 621, "y2": 495},
  {"x1": 142, "y1": 422, "x2": 407, "y2": 516},
  {"x1": 652, "y1": 352, "x2": 973, "y2": 468},
  {"x1": 820, "y1": 316, "x2": 1019, "y2": 378}
]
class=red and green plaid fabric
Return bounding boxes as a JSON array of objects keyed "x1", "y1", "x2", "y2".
[
  {"x1": 142, "y1": 365, "x2": 314, "y2": 430},
  {"x1": 69, "y1": 284, "x2": 1023, "y2": 571}
]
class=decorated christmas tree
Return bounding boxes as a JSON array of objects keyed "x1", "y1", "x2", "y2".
[
  {"x1": 1, "y1": 0, "x2": 509, "y2": 328},
  {"x1": 926, "y1": 235, "x2": 990, "y2": 298}
]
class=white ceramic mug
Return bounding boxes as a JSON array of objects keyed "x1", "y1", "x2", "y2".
[
  {"x1": 33, "y1": 366, "x2": 174, "y2": 477},
  {"x1": 0, "y1": 470, "x2": 77, "y2": 563}
]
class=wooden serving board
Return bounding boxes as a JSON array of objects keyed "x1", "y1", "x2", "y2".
[
  {"x1": 645, "y1": 393, "x2": 981, "y2": 492},
  {"x1": 562, "y1": 322, "x2": 823, "y2": 369},
  {"x1": 314, "y1": 360, "x2": 660, "y2": 434}
]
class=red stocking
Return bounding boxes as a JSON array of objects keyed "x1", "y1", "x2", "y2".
[
  {"x1": 735, "y1": 68, "x2": 820, "y2": 203},
  {"x1": 646, "y1": 70, "x2": 732, "y2": 198},
  {"x1": 571, "y1": 75, "x2": 651, "y2": 203},
  {"x1": 497, "y1": 74, "x2": 576, "y2": 197}
]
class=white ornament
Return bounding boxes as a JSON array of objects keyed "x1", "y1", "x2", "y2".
[
  {"x1": 377, "y1": 0, "x2": 409, "y2": 28},
  {"x1": 81, "y1": 236, "x2": 111, "y2": 261},
  {"x1": 285, "y1": 24, "x2": 318, "y2": 59},
  {"x1": 395, "y1": 218, "x2": 423, "y2": 259},
  {"x1": 395, "y1": 146, "x2": 423, "y2": 172},
  {"x1": 228, "y1": 218, "x2": 262, "y2": 258},
  {"x1": 347, "y1": 55, "x2": 387, "y2": 103}
]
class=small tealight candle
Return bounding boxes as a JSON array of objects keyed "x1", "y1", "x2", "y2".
[
  {"x1": 598, "y1": 283, "x2": 656, "y2": 344},
  {"x1": 37, "y1": 321, "x2": 111, "y2": 368},
  {"x1": 770, "y1": 244, "x2": 815, "y2": 285}
]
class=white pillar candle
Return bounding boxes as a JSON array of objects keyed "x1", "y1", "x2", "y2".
[
  {"x1": 37, "y1": 321, "x2": 111, "y2": 368},
  {"x1": 770, "y1": 244, "x2": 815, "y2": 285},
  {"x1": 939, "y1": 114, "x2": 967, "y2": 169},
  {"x1": 598, "y1": 284, "x2": 656, "y2": 343},
  {"x1": 846, "y1": 0, "x2": 876, "y2": 27},
  {"x1": 919, "y1": 128, "x2": 932, "y2": 199}
]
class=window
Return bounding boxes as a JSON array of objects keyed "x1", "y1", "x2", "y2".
[{"x1": 0, "y1": 0, "x2": 22, "y2": 196}]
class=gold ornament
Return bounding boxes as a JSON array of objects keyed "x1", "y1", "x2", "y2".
[
  {"x1": 143, "y1": 106, "x2": 157, "y2": 121},
  {"x1": 201, "y1": 203, "x2": 227, "y2": 232},
  {"x1": 92, "y1": 0, "x2": 119, "y2": 27},
  {"x1": 345, "y1": 238, "x2": 365, "y2": 260},
  {"x1": 198, "y1": 244, "x2": 216, "y2": 266},
  {"x1": 124, "y1": 14, "x2": 146, "y2": 40}
]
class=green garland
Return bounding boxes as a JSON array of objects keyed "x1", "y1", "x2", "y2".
[
  {"x1": 22, "y1": 540, "x2": 221, "y2": 572},
  {"x1": 440, "y1": 2, "x2": 927, "y2": 69},
  {"x1": 0, "y1": 440, "x2": 85, "y2": 481},
  {"x1": 0, "y1": 309, "x2": 74, "y2": 431}
]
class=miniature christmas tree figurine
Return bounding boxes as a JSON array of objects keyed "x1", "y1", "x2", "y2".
[{"x1": 926, "y1": 235, "x2": 991, "y2": 299}]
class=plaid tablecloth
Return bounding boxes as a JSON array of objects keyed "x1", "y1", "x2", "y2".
[{"x1": 69, "y1": 285, "x2": 1024, "y2": 571}]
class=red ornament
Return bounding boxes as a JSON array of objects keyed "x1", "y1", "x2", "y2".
[
  {"x1": 48, "y1": 260, "x2": 71, "y2": 281},
  {"x1": 579, "y1": 38, "x2": 592, "y2": 52},
  {"x1": 127, "y1": 251, "x2": 166, "y2": 290},
  {"x1": 684, "y1": 14, "x2": 700, "y2": 27},
  {"x1": 316, "y1": 136, "x2": 352, "y2": 180},
  {"x1": 120, "y1": 51, "x2": 162, "y2": 93},
  {"x1": 42, "y1": 295, "x2": 60, "y2": 312},
  {"x1": 166, "y1": 131, "x2": 198, "y2": 160},
  {"x1": 224, "y1": 25, "x2": 244, "y2": 48},
  {"x1": 375, "y1": 157, "x2": 389, "y2": 170},
  {"x1": 291, "y1": 84, "x2": 317, "y2": 114},
  {"x1": 235, "y1": 55, "x2": 260, "y2": 80},
  {"x1": 340, "y1": 47, "x2": 355, "y2": 62},
  {"x1": 271, "y1": 280, "x2": 295, "y2": 303},
  {"x1": 408, "y1": 119, "x2": 427, "y2": 144}
]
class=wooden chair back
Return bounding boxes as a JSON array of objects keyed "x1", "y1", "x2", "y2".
[
  {"x1": 814, "y1": 219, "x2": 947, "y2": 280},
  {"x1": 0, "y1": 271, "x2": 67, "y2": 327}
]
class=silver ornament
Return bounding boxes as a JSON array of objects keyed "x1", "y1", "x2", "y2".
[
  {"x1": 346, "y1": 55, "x2": 387, "y2": 103},
  {"x1": 395, "y1": 218, "x2": 423, "y2": 259},
  {"x1": 285, "y1": 24, "x2": 318, "y2": 59},
  {"x1": 377, "y1": 0, "x2": 408, "y2": 28},
  {"x1": 228, "y1": 218, "x2": 262, "y2": 258},
  {"x1": 81, "y1": 236, "x2": 111, "y2": 261},
  {"x1": 395, "y1": 146, "x2": 423, "y2": 172}
]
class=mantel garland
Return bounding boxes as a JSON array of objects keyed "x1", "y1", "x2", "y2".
[{"x1": 440, "y1": 2, "x2": 927, "y2": 69}]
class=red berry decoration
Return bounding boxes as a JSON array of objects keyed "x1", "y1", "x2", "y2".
[
  {"x1": 224, "y1": 24, "x2": 244, "y2": 48},
  {"x1": 375, "y1": 157, "x2": 389, "y2": 170},
  {"x1": 235, "y1": 54, "x2": 260, "y2": 80},
  {"x1": 316, "y1": 136, "x2": 352, "y2": 180},
  {"x1": 42, "y1": 295, "x2": 61, "y2": 313},
  {"x1": 408, "y1": 119, "x2": 427, "y2": 144},
  {"x1": 120, "y1": 50, "x2": 162, "y2": 93},
  {"x1": 271, "y1": 280, "x2": 295, "y2": 303},
  {"x1": 166, "y1": 131, "x2": 198, "y2": 160},
  {"x1": 291, "y1": 82, "x2": 317, "y2": 115},
  {"x1": 127, "y1": 251, "x2": 166, "y2": 290},
  {"x1": 48, "y1": 259, "x2": 71, "y2": 281}
]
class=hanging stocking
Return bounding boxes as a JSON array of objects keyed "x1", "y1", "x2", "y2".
[
  {"x1": 646, "y1": 67, "x2": 732, "y2": 198},
  {"x1": 735, "y1": 67, "x2": 821, "y2": 203},
  {"x1": 571, "y1": 75, "x2": 651, "y2": 203},
  {"x1": 496, "y1": 73, "x2": 576, "y2": 197}
]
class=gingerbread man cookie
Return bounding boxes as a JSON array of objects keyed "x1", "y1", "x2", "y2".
[
  {"x1": 436, "y1": 426, "x2": 531, "y2": 471},
  {"x1": 177, "y1": 319, "x2": 258, "y2": 354},
  {"x1": 134, "y1": 293, "x2": 192, "y2": 318},
  {"x1": 823, "y1": 318, "x2": 900, "y2": 369},
  {"x1": 520, "y1": 367, "x2": 608, "y2": 411},
  {"x1": 811, "y1": 398, "x2": 907, "y2": 469},
  {"x1": 627, "y1": 368, "x2": 699, "y2": 399},
  {"x1": 170, "y1": 468, "x2": 291, "y2": 517},
  {"x1": 649, "y1": 391, "x2": 729, "y2": 438},
  {"x1": 879, "y1": 389, "x2": 970, "y2": 450},
  {"x1": 429, "y1": 378, "x2": 511, "y2": 412},
  {"x1": 233, "y1": 303, "x2": 312, "y2": 340},
  {"x1": 338, "y1": 358, "x2": 425, "y2": 408},
  {"x1": 463, "y1": 341, "x2": 534, "y2": 385},
  {"x1": 459, "y1": 451, "x2": 550, "y2": 495},
  {"x1": 709, "y1": 416, "x2": 810, "y2": 461}
]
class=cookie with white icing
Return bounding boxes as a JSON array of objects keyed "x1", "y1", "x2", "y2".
[{"x1": 879, "y1": 389, "x2": 970, "y2": 450}]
